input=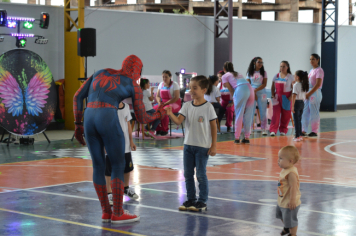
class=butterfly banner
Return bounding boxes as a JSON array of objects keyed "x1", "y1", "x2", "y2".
[{"x1": 0, "y1": 49, "x2": 57, "y2": 135}]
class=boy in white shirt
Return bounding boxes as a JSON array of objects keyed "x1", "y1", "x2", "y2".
[
  {"x1": 105, "y1": 102, "x2": 139, "y2": 203},
  {"x1": 166, "y1": 75, "x2": 217, "y2": 212}
]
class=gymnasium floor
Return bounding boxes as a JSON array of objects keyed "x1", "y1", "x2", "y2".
[{"x1": 0, "y1": 110, "x2": 356, "y2": 236}]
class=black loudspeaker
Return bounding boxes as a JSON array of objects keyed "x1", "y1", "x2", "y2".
[{"x1": 77, "y1": 28, "x2": 96, "y2": 57}]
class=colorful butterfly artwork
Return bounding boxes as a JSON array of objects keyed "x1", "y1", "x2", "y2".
[{"x1": 0, "y1": 65, "x2": 52, "y2": 117}]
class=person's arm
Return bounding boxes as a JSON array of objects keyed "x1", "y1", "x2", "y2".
[
  {"x1": 132, "y1": 83, "x2": 166, "y2": 124},
  {"x1": 156, "y1": 88, "x2": 161, "y2": 105},
  {"x1": 287, "y1": 172, "x2": 298, "y2": 210},
  {"x1": 164, "y1": 90, "x2": 180, "y2": 105},
  {"x1": 254, "y1": 77, "x2": 267, "y2": 92},
  {"x1": 271, "y1": 81, "x2": 275, "y2": 98},
  {"x1": 148, "y1": 88, "x2": 155, "y2": 101},
  {"x1": 208, "y1": 120, "x2": 217, "y2": 156},
  {"x1": 223, "y1": 82, "x2": 235, "y2": 98},
  {"x1": 165, "y1": 106, "x2": 185, "y2": 125},
  {"x1": 73, "y1": 75, "x2": 94, "y2": 146},
  {"x1": 127, "y1": 120, "x2": 136, "y2": 151},
  {"x1": 216, "y1": 96, "x2": 221, "y2": 103},
  {"x1": 306, "y1": 78, "x2": 322, "y2": 99},
  {"x1": 291, "y1": 94, "x2": 296, "y2": 113}
]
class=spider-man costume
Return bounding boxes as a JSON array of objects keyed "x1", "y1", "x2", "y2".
[{"x1": 73, "y1": 55, "x2": 166, "y2": 222}]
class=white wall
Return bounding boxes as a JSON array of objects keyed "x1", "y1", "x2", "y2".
[
  {"x1": 1, "y1": 4, "x2": 354, "y2": 105},
  {"x1": 0, "y1": 3, "x2": 64, "y2": 80}
]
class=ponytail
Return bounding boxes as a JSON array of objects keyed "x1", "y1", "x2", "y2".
[
  {"x1": 296, "y1": 70, "x2": 309, "y2": 92},
  {"x1": 223, "y1": 61, "x2": 238, "y2": 77}
]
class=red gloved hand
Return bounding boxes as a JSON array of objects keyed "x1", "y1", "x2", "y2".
[
  {"x1": 75, "y1": 124, "x2": 86, "y2": 146},
  {"x1": 157, "y1": 104, "x2": 167, "y2": 119}
]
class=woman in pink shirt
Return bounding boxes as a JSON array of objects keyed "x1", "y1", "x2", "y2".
[
  {"x1": 301, "y1": 54, "x2": 324, "y2": 137},
  {"x1": 222, "y1": 62, "x2": 255, "y2": 144}
]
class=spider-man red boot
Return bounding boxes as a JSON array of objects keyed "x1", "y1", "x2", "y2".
[
  {"x1": 111, "y1": 178, "x2": 140, "y2": 224},
  {"x1": 93, "y1": 183, "x2": 112, "y2": 222}
]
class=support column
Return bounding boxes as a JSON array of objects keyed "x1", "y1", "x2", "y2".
[
  {"x1": 290, "y1": 0, "x2": 298, "y2": 22},
  {"x1": 313, "y1": 8, "x2": 321, "y2": 23},
  {"x1": 238, "y1": 0, "x2": 242, "y2": 19},
  {"x1": 275, "y1": 0, "x2": 298, "y2": 22},
  {"x1": 27, "y1": 0, "x2": 36, "y2": 4},
  {"x1": 188, "y1": 0, "x2": 193, "y2": 13},
  {"x1": 64, "y1": 0, "x2": 85, "y2": 130},
  {"x1": 45, "y1": 0, "x2": 51, "y2": 5}
]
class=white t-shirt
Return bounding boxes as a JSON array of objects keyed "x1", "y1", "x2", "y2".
[
  {"x1": 117, "y1": 103, "x2": 132, "y2": 153},
  {"x1": 292, "y1": 82, "x2": 306, "y2": 101},
  {"x1": 158, "y1": 81, "x2": 180, "y2": 97},
  {"x1": 142, "y1": 90, "x2": 153, "y2": 111},
  {"x1": 272, "y1": 73, "x2": 294, "y2": 92},
  {"x1": 179, "y1": 101, "x2": 217, "y2": 149},
  {"x1": 204, "y1": 85, "x2": 221, "y2": 103}
]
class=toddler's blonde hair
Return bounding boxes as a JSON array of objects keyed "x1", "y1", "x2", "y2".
[{"x1": 280, "y1": 145, "x2": 300, "y2": 164}]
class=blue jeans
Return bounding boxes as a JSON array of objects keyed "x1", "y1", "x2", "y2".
[
  {"x1": 183, "y1": 144, "x2": 209, "y2": 203},
  {"x1": 145, "y1": 109, "x2": 161, "y2": 131}
]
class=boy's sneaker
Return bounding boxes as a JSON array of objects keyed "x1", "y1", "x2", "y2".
[
  {"x1": 262, "y1": 130, "x2": 267, "y2": 135},
  {"x1": 124, "y1": 188, "x2": 139, "y2": 199},
  {"x1": 189, "y1": 201, "x2": 207, "y2": 212},
  {"x1": 241, "y1": 138, "x2": 250, "y2": 144},
  {"x1": 102, "y1": 213, "x2": 112, "y2": 222},
  {"x1": 178, "y1": 200, "x2": 196, "y2": 211},
  {"x1": 111, "y1": 211, "x2": 140, "y2": 224},
  {"x1": 280, "y1": 132, "x2": 286, "y2": 136},
  {"x1": 270, "y1": 132, "x2": 275, "y2": 136},
  {"x1": 144, "y1": 129, "x2": 157, "y2": 139},
  {"x1": 234, "y1": 139, "x2": 240, "y2": 144},
  {"x1": 308, "y1": 132, "x2": 318, "y2": 137},
  {"x1": 108, "y1": 193, "x2": 113, "y2": 206},
  {"x1": 298, "y1": 137, "x2": 304, "y2": 141}
]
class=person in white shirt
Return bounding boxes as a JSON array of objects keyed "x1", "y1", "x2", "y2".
[
  {"x1": 165, "y1": 75, "x2": 217, "y2": 212},
  {"x1": 204, "y1": 75, "x2": 225, "y2": 124},
  {"x1": 292, "y1": 71, "x2": 309, "y2": 142},
  {"x1": 140, "y1": 78, "x2": 161, "y2": 138},
  {"x1": 105, "y1": 102, "x2": 139, "y2": 203}
]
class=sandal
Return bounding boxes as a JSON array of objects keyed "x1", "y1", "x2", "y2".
[{"x1": 281, "y1": 228, "x2": 290, "y2": 235}]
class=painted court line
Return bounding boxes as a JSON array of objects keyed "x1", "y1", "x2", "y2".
[
  {"x1": 0, "y1": 189, "x2": 329, "y2": 236},
  {"x1": 0, "y1": 181, "x2": 89, "y2": 194},
  {"x1": 324, "y1": 141, "x2": 356, "y2": 160},
  {"x1": 0, "y1": 208, "x2": 145, "y2": 236},
  {"x1": 139, "y1": 187, "x2": 356, "y2": 219}
]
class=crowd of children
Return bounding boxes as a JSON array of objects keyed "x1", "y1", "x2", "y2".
[{"x1": 96, "y1": 54, "x2": 324, "y2": 236}]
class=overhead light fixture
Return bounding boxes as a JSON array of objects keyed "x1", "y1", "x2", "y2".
[
  {"x1": 11, "y1": 33, "x2": 34, "y2": 37},
  {"x1": 180, "y1": 68, "x2": 186, "y2": 74},
  {"x1": 7, "y1": 16, "x2": 35, "y2": 22},
  {"x1": 7, "y1": 20, "x2": 16, "y2": 28}
]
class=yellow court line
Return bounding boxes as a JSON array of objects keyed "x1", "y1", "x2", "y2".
[{"x1": 0, "y1": 208, "x2": 145, "y2": 236}]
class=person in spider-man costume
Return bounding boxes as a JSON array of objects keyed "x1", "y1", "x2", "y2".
[{"x1": 73, "y1": 55, "x2": 166, "y2": 223}]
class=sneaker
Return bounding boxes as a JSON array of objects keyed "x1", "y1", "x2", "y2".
[
  {"x1": 298, "y1": 137, "x2": 304, "y2": 141},
  {"x1": 102, "y1": 213, "x2": 112, "y2": 222},
  {"x1": 156, "y1": 131, "x2": 162, "y2": 136},
  {"x1": 241, "y1": 138, "x2": 250, "y2": 144},
  {"x1": 189, "y1": 201, "x2": 207, "y2": 212},
  {"x1": 270, "y1": 132, "x2": 276, "y2": 136},
  {"x1": 108, "y1": 193, "x2": 113, "y2": 206},
  {"x1": 301, "y1": 132, "x2": 307, "y2": 137},
  {"x1": 144, "y1": 129, "x2": 157, "y2": 139},
  {"x1": 111, "y1": 211, "x2": 140, "y2": 224},
  {"x1": 160, "y1": 131, "x2": 168, "y2": 136},
  {"x1": 234, "y1": 139, "x2": 240, "y2": 144},
  {"x1": 293, "y1": 137, "x2": 301, "y2": 142},
  {"x1": 226, "y1": 127, "x2": 231, "y2": 132},
  {"x1": 124, "y1": 188, "x2": 139, "y2": 200},
  {"x1": 280, "y1": 132, "x2": 286, "y2": 136},
  {"x1": 262, "y1": 130, "x2": 267, "y2": 135},
  {"x1": 178, "y1": 200, "x2": 196, "y2": 211},
  {"x1": 308, "y1": 132, "x2": 318, "y2": 137}
]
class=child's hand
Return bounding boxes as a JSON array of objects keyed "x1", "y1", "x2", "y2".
[
  {"x1": 291, "y1": 108, "x2": 295, "y2": 113},
  {"x1": 288, "y1": 200, "x2": 297, "y2": 210},
  {"x1": 165, "y1": 106, "x2": 173, "y2": 116},
  {"x1": 131, "y1": 143, "x2": 137, "y2": 151},
  {"x1": 151, "y1": 87, "x2": 154, "y2": 92},
  {"x1": 208, "y1": 145, "x2": 216, "y2": 156}
]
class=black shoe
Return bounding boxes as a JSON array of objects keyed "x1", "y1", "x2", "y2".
[
  {"x1": 301, "y1": 132, "x2": 307, "y2": 137},
  {"x1": 160, "y1": 131, "x2": 168, "y2": 136},
  {"x1": 257, "y1": 123, "x2": 261, "y2": 127},
  {"x1": 156, "y1": 131, "x2": 162, "y2": 136},
  {"x1": 280, "y1": 227, "x2": 290, "y2": 235},
  {"x1": 178, "y1": 200, "x2": 196, "y2": 211},
  {"x1": 241, "y1": 138, "x2": 250, "y2": 144},
  {"x1": 226, "y1": 127, "x2": 231, "y2": 132},
  {"x1": 190, "y1": 201, "x2": 207, "y2": 212},
  {"x1": 234, "y1": 139, "x2": 240, "y2": 144},
  {"x1": 308, "y1": 132, "x2": 318, "y2": 137}
]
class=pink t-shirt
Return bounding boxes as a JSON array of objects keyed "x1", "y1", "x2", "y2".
[
  {"x1": 221, "y1": 72, "x2": 246, "y2": 89},
  {"x1": 246, "y1": 71, "x2": 268, "y2": 89},
  {"x1": 308, "y1": 67, "x2": 324, "y2": 89}
]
